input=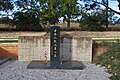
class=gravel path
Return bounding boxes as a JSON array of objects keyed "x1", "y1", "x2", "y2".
[{"x1": 0, "y1": 60, "x2": 111, "y2": 80}]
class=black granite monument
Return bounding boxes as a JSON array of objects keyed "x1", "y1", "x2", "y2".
[
  {"x1": 27, "y1": 26, "x2": 85, "y2": 69},
  {"x1": 50, "y1": 26, "x2": 60, "y2": 66}
]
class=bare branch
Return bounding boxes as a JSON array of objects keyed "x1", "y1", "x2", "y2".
[{"x1": 94, "y1": 1, "x2": 120, "y2": 15}]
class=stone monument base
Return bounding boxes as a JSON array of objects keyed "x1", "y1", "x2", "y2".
[{"x1": 27, "y1": 60, "x2": 85, "y2": 70}]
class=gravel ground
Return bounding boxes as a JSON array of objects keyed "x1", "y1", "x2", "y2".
[{"x1": 0, "y1": 60, "x2": 111, "y2": 80}]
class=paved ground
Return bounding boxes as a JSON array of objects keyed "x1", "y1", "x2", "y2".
[{"x1": 0, "y1": 60, "x2": 111, "y2": 80}]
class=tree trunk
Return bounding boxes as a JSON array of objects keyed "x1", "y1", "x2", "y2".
[
  {"x1": 67, "y1": 20, "x2": 70, "y2": 30},
  {"x1": 106, "y1": 0, "x2": 108, "y2": 31},
  {"x1": 95, "y1": 1, "x2": 120, "y2": 15}
]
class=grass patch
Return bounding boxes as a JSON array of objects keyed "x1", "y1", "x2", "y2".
[
  {"x1": 0, "y1": 40, "x2": 18, "y2": 43},
  {"x1": 93, "y1": 40, "x2": 120, "y2": 80}
]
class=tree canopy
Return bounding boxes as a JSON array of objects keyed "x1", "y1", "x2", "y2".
[
  {"x1": 81, "y1": 0, "x2": 120, "y2": 15},
  {"x1": 0, "y1": 0, "x2": 120, "y2": 31},
  {"x1": 14, "y1": 0, "x2": 80, "y2": 30},
  {"x1": 59, "y1": 0, "x2": 80, "y2": 30},
  {"x1": 0, "y1": 0, "x2": 13, "y2": 11}
]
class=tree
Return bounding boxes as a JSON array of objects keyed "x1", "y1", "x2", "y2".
[
  {"x1": 14, "y1": 0, "x2": 81, "y2": 30},
  {"x1": 13, "y1": 11, "x2": 42, "y2": 31},
  {"x1": 0, "y1": 0, "x2": 14, "y2": 31},
  {"x1": 40, "y1": 0, "x2": 61, "y2": 25},
  {"x1": 15, "y1": 0, "x2": 61, "y2": 29},
  {"x1": 40, "y1": 0, "x2": 80, "y2": 29},
  {"x1": 79, "y1": 10, "x2": 105, "y2": 31},
  {"x1": 81, "y1": 0, "x2": 120, "y2": 15},
  {"x1": 59, "y1": 0, "x2": 80, "y2": 30},
  {"x1": 0, "y1": 0, "x2": 14, "y2": 20},
  {"x1": 79, "y1": 8, "x2": 118, "y2": 31},
  {"x1": 0, "y1": 17, "x2": 14, "y2": 30},
  {"x1": 0, "y1": 17, "x2": 13, "y2": 25},
  {"x1": 14, "y1": 0, "x2": 43, "y2": 31},
  {"x1": 0, "y1": 0, "x2": 13, "y2": 11},
  {"x1": 80, "y1": 0, "x2": 120, "y2": 30}
]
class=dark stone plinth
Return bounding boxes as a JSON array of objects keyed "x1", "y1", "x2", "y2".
[{"x1": 27, "y1": 60, "x2": 85, "y2": 70}]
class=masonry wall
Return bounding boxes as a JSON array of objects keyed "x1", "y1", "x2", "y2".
[
  {"x1": 18, "y1": 36, "x2": 92, "y2": 62},
  {"x1": 0, "y1": 43, "x2": 18, "y2": 58}
]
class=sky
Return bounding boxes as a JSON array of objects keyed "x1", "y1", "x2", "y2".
[
  {"x1": 108, "y1": 0, "x2": 120, "y2": 12},
  {"x1": 105, "y1": 0, "x2": 120, "y2": 17},
  {"x1": 109, "y1": 0, "x2": 119, "y2": 9},
  {"x1": 78, "y1": 0, "x2": 120, "y2": 12},
  {"x1": 78, "y1": 0, "x2": 120, "y2": 18}
]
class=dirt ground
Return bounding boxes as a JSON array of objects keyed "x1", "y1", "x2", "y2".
[
  {"x1": 0, "y1": 31, "x2": 46, "y2": 38},
  {"x1": 51, "y1": 23, "x2": 79, "y2": 28},
  {"x1": 0, "y1": 31, "x2": 120, "y2": 39}
]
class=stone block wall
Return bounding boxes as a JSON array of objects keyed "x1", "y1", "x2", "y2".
[{"x1": 18, "y1": 36, "x2": 92, "y2": 62}]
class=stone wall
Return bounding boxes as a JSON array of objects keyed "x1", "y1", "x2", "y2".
[{"x1": 18, "y1": 36, "x2": 92, "y2": 62}]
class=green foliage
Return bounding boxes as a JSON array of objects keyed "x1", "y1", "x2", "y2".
[
  {"x1": 13, "y1": 11, "x2": 43, "y2": 31},
  {"x1": 0, "y1": 40, "x2": 18, "y2": 43},
  {"x1": 14, "y1": 0, "x2": 80, "y2": 31},
  {"x1": 14, "y1": 0, "x2": 61, "y2": 31},
  {"x1": 15, "y1": 0, "x2": 60, "y2": 25},
  {"x1": 13, "y1": 0, "x2": 44, "y2": 31},
  {"x1": 0, "y1": 0, "x2": 14, "y2": 24},
  {"x1": 59, "y1": 0, "x2": 80, "y2": 29},
  {"x1": 93, "y1": 40, "x2": 120, "y2": 80},
  {"x1": 108, "y1": 11, "x2": 119, "y2": 25},
  {"x1": 0, "y1": 17, "x2": 13, "y2": 24},
  {"x1": 0, "y1": 0, "x2": 13, "y2": 11},
  {"x1": 81, "y1": 0, "x2": 120, "y2": 15},
  {"x1": 1, "y1": 0, "x2": 119, "y2": 31},
  {"x1": 79, "y1": 9, "x2": 106, "y2": 31},
  {"x1": 79, "y1": 7, "x2": 118, "y2": 31},
  {"x1": 44, "y1": 27, "x2": 50, "y2": 33},
  {"x1": 40, "y1": 0, "x2": 61, "y2": 24}
]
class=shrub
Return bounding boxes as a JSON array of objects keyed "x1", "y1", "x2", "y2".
[{"x1": 93, "y1": 40, "x2": 120, "y2": 80}]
